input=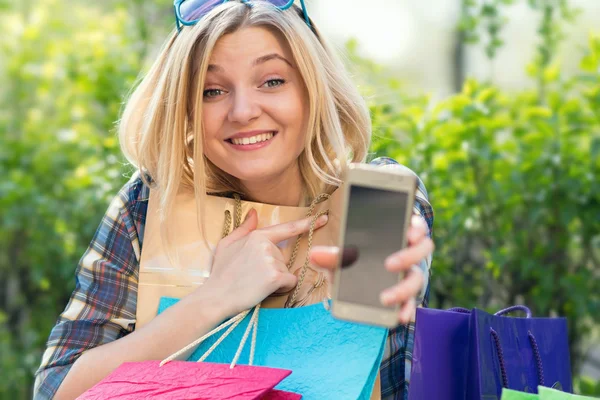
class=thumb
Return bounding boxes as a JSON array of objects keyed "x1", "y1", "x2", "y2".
[
  {"x1": 309, "y1": 246, "x2": 342, "y2": 286},
  {"x1": 276, "y1": 272, "x2": 298, "y2": 294},
  {"x1": 309, "y1": 246, "x2": 340, "y2": 270},
  {"x1": 221, "y1": 208, "x2": 258, "y2": 245}
]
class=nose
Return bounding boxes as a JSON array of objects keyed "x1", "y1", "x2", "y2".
[{"x1": 227, "y1": 89, "x2": 261, "y2": 125}]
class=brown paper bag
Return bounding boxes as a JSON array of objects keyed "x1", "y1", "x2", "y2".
[{"x1": 136, "y1": 187, "x2": 343, "y2": 329}]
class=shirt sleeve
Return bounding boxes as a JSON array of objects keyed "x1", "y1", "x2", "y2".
[
  {"x1": 33, "y1": 174, "x2": 145, "y2": 400},
  {"x1": 369, "y1": 157, "x2": 434, "y2": 306}
]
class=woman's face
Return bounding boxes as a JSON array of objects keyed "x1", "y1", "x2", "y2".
[{"x1": 201, "y1": 26, "x2": 309, "y2": 185}]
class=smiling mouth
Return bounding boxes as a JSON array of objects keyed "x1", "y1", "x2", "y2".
[{"x1": 226, "y1": 132, "x2": 276, "y2": 146}]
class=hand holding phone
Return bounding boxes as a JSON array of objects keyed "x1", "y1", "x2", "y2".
[{"x1": 310, "y1": 163, "x2": 433, "y2": 328}]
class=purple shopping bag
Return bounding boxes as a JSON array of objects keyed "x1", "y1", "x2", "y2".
[
  {"x1": 408, "y1": 307, "x2": 471, "y2": 400},
  {"x1": 408, "y1": 306, "x2": 573, "y2": 400},
  {"x1": 466, "y1": 307, "x2": 572, "y2": 400}
]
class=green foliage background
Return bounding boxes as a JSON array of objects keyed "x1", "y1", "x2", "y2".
[{"x1": 1, "y1": 0, "x2": 598, "y2": 398}]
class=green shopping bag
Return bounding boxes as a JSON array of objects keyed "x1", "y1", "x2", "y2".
[
  {"x1": 502, "y1": 387, "x2": 599, "y2": 400},
  {"x1": 502, "y1": 389, "x2": 539, "y2": 400},
  {"x1": 539, "y1": 386, "x2": 597, "y2": 400}
]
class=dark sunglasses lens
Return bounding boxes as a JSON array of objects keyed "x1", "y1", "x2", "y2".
[
  {"x1": 265, "y1": 0, "x2": 293, "y2": 6},
  {"x1": 180, "y1": 0, "x2": 223, "y2": 23}
]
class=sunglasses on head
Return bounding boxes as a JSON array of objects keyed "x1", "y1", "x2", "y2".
[{"x1": 174, "y1": 0, "x2": 311, "y2": 32}]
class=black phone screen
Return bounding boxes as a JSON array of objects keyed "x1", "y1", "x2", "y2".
[{"x1": 337, "y1": 185, "x2": 410, "y2": 308}]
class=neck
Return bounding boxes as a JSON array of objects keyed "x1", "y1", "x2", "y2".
[{"x1": 241, "y1": 164, "x2": 304, "y2": 207}]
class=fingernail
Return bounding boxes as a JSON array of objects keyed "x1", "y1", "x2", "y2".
[
  {"x1": 244, "y1": 209, "x2": 255, "y2": 222},
  {"x1": 318, "y1": 214, "x2": 329, "y2": 225},
  {"x1": 384, "y1": 255, "x2": 399, "y2": 269},
  {"x1": 412, "y1": 215, "x2": 424, "y2": 227},
  {"x1": 402, "y1": 307, "x2": 413, "y2": 323},
  {"x1": 399, "y1": 314, "x2": 409, "y2": 325},
  {"x1": 380, "y1": 291, "x2": 394, "y2": 306},
  {"x1": 311, "y1": 245, "x2": 339, "y2": 255}
]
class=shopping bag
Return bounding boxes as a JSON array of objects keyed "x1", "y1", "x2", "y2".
[
  {"x1": 466, "y1": 307, "x2": 572, "y2": 399},
  {"x1": 409, "y1": 306, "x2": 573, "y2": 400},
  {"x1": 502, "y1": 388, "x2": 541, "y2": 400},
  {"x1": 77, "y1": 360, "x2": 299, "y2": 400},
  {"x1": 158, "y1": 297, "x2": 388, "y2": 400},
  {"x1": 501, "y1": 386, "x2": 599, "y2": 400},
  {"x1": 538, "y1": 386, "x2": 598, "y2": 400},
  {"x1": 137, "y1": 185, "x2": 343, "y2": 328},
  {"x1": 264, "y1": 391, "x2": 303, "y2": 400},
  {"x1": 79, "y1": 300, "x2": 302, "y2": 399},
  {"x1": 408, "y1": 307, "x2": 472, "y2": 400}
]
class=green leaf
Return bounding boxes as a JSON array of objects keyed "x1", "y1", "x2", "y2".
[{"x1": 580, "y1": 54, "x2": 599, "y2": 73}]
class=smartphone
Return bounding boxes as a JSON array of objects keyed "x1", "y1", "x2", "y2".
[{"x1": 331, "y1": 163, "x2": 417, "y2": 328}]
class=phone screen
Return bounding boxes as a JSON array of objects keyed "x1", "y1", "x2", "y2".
[{"x1": 337, "y1": 185, "x2": 410, "y2": 308}]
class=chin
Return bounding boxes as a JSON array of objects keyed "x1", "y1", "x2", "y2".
[{"x1": 230, "y1": 166, "x2": 282, "y2": 182}]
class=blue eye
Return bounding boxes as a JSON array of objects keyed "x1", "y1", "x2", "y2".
[
  {"x1": 263, "y1": 79, "x2": 285, "y2": 88},
  {"x1": 203, "y1": 88, "x2": 223, "y2": 98}
]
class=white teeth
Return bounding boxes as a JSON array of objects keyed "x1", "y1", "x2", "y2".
[{"x1": 231, "y1": 132, "x2": 274, "y2": 146}]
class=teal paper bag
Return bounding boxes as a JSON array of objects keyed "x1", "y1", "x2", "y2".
[{"x1": 158, "y1": 297, "x2": 388, "y2": 400}]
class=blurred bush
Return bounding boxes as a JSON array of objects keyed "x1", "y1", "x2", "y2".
[
  {"x1": 0, "y1": 0, "x2": 598, "y2": 398},
  {"x1": 364, "y1": 27, "x2": 600, "y2": 343},
  {"x1": 0, "y1": 0, "x2": 151, "y2": 397},
  {"x1": 574, "y1": 376, "x2": 600, "y2": 397},
  {"x1": 362, "y1": 0, "x2": 600, "y2": 392}
]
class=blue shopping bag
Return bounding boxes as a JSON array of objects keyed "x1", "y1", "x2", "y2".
[
  {"x1": 409, "y1": 306, "x2": 573, "y2": 400},
  {"x1": 466, "y1": 307, "x2": 572, "y2": 399},
  {"x1": 158, "y1": 297, "x2": 388, "y2": 400}
]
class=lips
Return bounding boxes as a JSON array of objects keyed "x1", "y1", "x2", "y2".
[
  {"x1": 224, "y1": 130, "x2": 278, "y2": 151},
  {"x1": 225, "y1": 130, "x2": 278, "y2": 145},
  {"x1": 229, "y1": 132, "x2": 275, "y2": 145}
]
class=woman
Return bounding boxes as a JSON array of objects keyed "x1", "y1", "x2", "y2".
[{"x1": 34, "y1": 1, "x2": 434, "y2": 399}]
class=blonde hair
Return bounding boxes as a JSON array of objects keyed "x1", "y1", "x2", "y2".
[{"x1": 119, "y1": 1, "x2": 371, "y2": 224}]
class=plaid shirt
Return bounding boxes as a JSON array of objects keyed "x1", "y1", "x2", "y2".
[{"x1": 34, "y1": 157, "x2": 434, "y2": 400}]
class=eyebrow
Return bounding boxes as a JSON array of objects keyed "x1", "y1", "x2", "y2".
[
  {"x1": 207, "y1": 53, "x2": 293, "y2": 73},
  {"x1": 253, "y1": 53, "x2": 293, "y2": 67}
]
